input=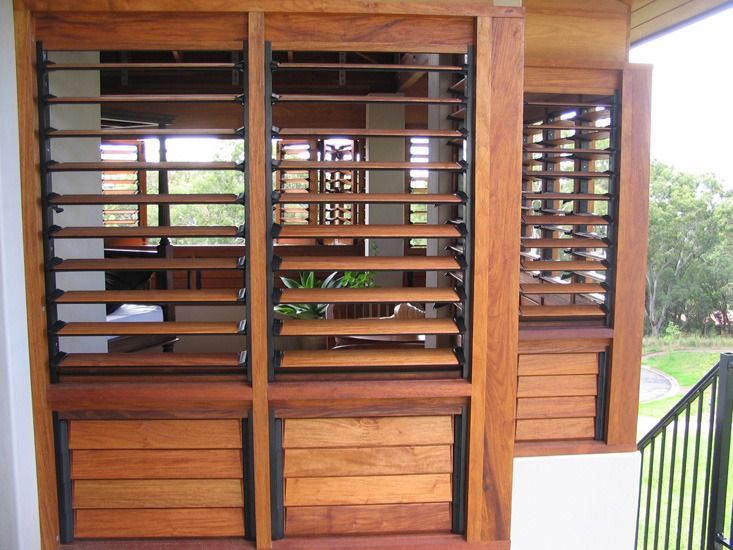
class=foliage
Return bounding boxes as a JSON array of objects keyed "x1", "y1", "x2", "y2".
[
  {"x1": 645, "y1": 161, "x2": 733, "y2": 337},
  {"x1": 338, "y1": 270, "x2": 376, "y2": 289},
  {"x1": 146, "y1": 140, "x2": 245, "y2": 245},
  {"x1": 274, "y1": 272, "x2": 339, "y2": 320}
]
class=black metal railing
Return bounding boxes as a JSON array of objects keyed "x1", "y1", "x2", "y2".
[{"x1": 637, "y1": 352, "x2": 733, "y2": 550}]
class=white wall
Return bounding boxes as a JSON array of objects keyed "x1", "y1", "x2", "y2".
[
  {"x1": 366, "y1": 102, "x2": 405, "y2": 288},
  {"x1": 512, "y1": 452, "x2": 641, "y2": 550},
  {"x1": 0, "y1": 0, "x2": 42, "y2": 549}
]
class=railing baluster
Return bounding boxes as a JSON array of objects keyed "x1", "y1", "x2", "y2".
[
  {"x1": 644, "y1": 439, "x2": 656, "y2": 550},
  {"x1": 654, "y1": 428, "x2": 667, "y2": 550},
  {"x1": 701, "y1": 378, "x2": 718, "y2": 550},
  {"x1": 664, "y1": 418, "x2": 679, "y2": 548},
  {"x1": 676, "y1": 407, "x2": 690, "y2": 550},
  {"x1": 689, "y1": 392, "x2": 705, "y2": 549}
]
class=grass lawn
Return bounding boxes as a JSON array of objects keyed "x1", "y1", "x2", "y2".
[{"x1": 638, "y1": 351, "x2": 721, "y2": 420}]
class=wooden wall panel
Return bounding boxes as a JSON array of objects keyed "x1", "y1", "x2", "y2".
[
  {"x1": 71, "y1": 449, "x2": 243, "y2": 479},
  {"x1": 282, "y1": 415, "x2": 454, "y2": 537},
  {"x1": 75, "y1": 508, "x2": 245, "y2": 538},
  {"x1": 74, "y1": 479, "x2": 245, "y2": 509},
  {"x1": 524, "y1": 66, "x2": 621, "y2": 95},
  {"x1": 266, "y1": 14, "x2": 474, "y2": 53},
  {"x1": 35, "y1": 13, "x2": 248, "y2": 50},
  {"x1": 283, "y1": 416, "x2": 453, "y2": 448},
  {"x1": 524, "y1": 0, "x2": 630, "y2": 64},
  {"x1": 285, "y1": 503, "x2": 452, "y2": 536},
  {"x1": 69, "y1": 419, "x2": 242, "y2": 449},
  {"x1": 515, "y1": 417, "x2": 595, "y2": 441},
  {"x1": 285, "y1": 474, "x2": 452, "y2": 506},
  {"x1": 515, "y1": 353, "x2": 599, "y2": 444},
  {"x1": 69, "y1": 419, "x2": 246, "y2": 540},
  {"x1": 283, "y1": 446, "x2": 452, "y2": 477}
]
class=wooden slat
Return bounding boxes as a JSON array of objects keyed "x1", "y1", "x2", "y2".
[
  {"x1": 277, "y1": 160, "x2": 463, "y2": 171},
  {"x1": 520, "y1": 283, "x2": 605, "y2": 295},
  {"x1": 278, "y1": 256, "x2": 460, "y2": 271},
  {"x1": 48, "y1": 128, "x2": 240, "y2": 139},
  {"x1": 285, "y1": 503, "x2": 451, "y2": 536},
  {"x1": 279, "y1": 318, "x2": 458, "y2": 337},
  {"x1": 276, "y1": 62, "x2": 464, "y2": 72},
  {"x1": 279, "y1": 287, "x2": 460, "y2": 304},
  {"x1": 276, "y1": 94, "x2": 463, "y2": 105},
  {"x1": 71, "y1": 449, "x2": 243, "y2": 479},
  {"x1": 53, "y1": 257, "x2": 240, "y2": 271},
  {"x1": 518, "y1": 353, "x2": 599, "y2": 376},
  {"x1": 73, "y1": 479, "x2": 243, "y2": 509},
  {"x1": 524, "y1": 147, "x2": 612, "y2": 155},
  {"x1": 75, "y1": 508, "x2": 245, "y2": 538},
  {"x1": 283, "y1": 416, "x2": 453, "y2": 449},
  {"x1": 59, "y1": 353, "x2": 241, "y2": 368},
  {"x1": 277, "y1": 225, "x2": 461, "y2": 239},
  {"x1": 517, "y1": 374, "x2": 597, "y2": 398},
  {"x1": 277, "y1": 193, "x2": 463, "y2": 204},
  {"x1": 284, "y1": 474, "x2": 451, "y2": 506},
  {"x1": 520, "y1": 305, "x2": 606, "y2": 319},
  {"x1": 49, "y1": 161, "x2": 239, "y2": 172},
  {"x1": 48, "y1": 62, "x2": 237, "y2": 70},
  {"x1": 516, "y1": 396, "x2": 596, "y2": 420},
  {"x1": 522, "y1": 193, "x2": 611, "y2": 201},
  {"x1": 50, "y1": 193, "x2": 239, "y2": 205},
  {"x1": 47, "y1": 94, "x2": 239, "y2": 104},
  {"x1": 515, "y1": 418, "x2": 595, "y2": 441},
  {"x1": 69, "y1": 419, "x2": 241, "y2": 449},
  {"x1": 284, "y1": 445, "x2": 452, "y2": 477},
  {"x1": 522, "y1": 260, "x2": 606, "y2": 271},
  {"x1": 523, "y1": 171, "x2": 611, "y2": 179},
  {"x1": 56, "y1": 290, "x2": 240, "y2": 305},
  {"x1": 51, "y1": 226, "x2": 238, "y2": 238},
  {"x1": 57, "y1": 321, "x2": 243, "y2": 336},
  {"x1": 280, "y1": 349, "x2": 459, "y2": 369},
  {"x1": 522, "y1": 215, "x2": 609, "y2": 226},
  {"x1": 277, "y1": 128, "x2": 462, "y2": 139},
  {"x1": 521, "y1": 238, "x2": 608, "y2": 248}
]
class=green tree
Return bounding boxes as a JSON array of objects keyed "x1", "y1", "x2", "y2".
[{"x1": 645, "y1": 161, "x2": 732, "y2": 336}]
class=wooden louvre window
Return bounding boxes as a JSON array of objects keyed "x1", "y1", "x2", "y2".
[
  {"x1": 40, "y1": 48, "x2": 249, "y2": 380},
  {"x1": 520, "y1": 93, "x2": 617, "y2": 324},
  {"x1": 269, "y1": 50, "x2": 473, "y2": 378}
]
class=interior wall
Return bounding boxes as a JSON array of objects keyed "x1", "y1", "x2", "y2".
[
  {"x1": 48, "y1": 52, "x2": 107, "y2": 354},
  {"x1": 0, "y1": 1, "x2": 42, "y2": 548},
  {"x1": 366, "y1": 102, "x2": 406, "y2": 288},
  {"x1": 511, "y1": 452, "x2": 641, "y2": 550}
]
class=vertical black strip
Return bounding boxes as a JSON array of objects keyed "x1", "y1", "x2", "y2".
[
  {"x1": 595, "y1": 349, "x2": 609, "y2": 441},
  {"x1": 270, "y1": 414, "x2": 284, "y2": 540},
  {"x1": 53, "y1": 413, "x2": 73, "y2": 543},
  {"x1": 461, "y1": 46, "x2": 475, "y2": 381},
  {"x1": 36, "y1": 42, "x2": 61, "y2": 383},
  {"x1": 605, "y1": 91, "x2": 621, "y2": 327},
  {"x1": 709, "y1": 353, "x2": 733, "y2": 547},
  {"x1": 241, "y1": 42, "x2": 252, "y2": 383},
  {"x1": 451, "y1": 407, "x2": 468, "y2": 534},
  {"x1": 264, "y1": 43, "x2": 276, "y2": 381},
  {"x1": 242, "y1": 418, "x2": 257, "y2": 540}
]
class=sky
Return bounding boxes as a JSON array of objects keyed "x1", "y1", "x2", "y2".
[{"x1": 630, "y1": 5, "x2": 733, "y2": 188}]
